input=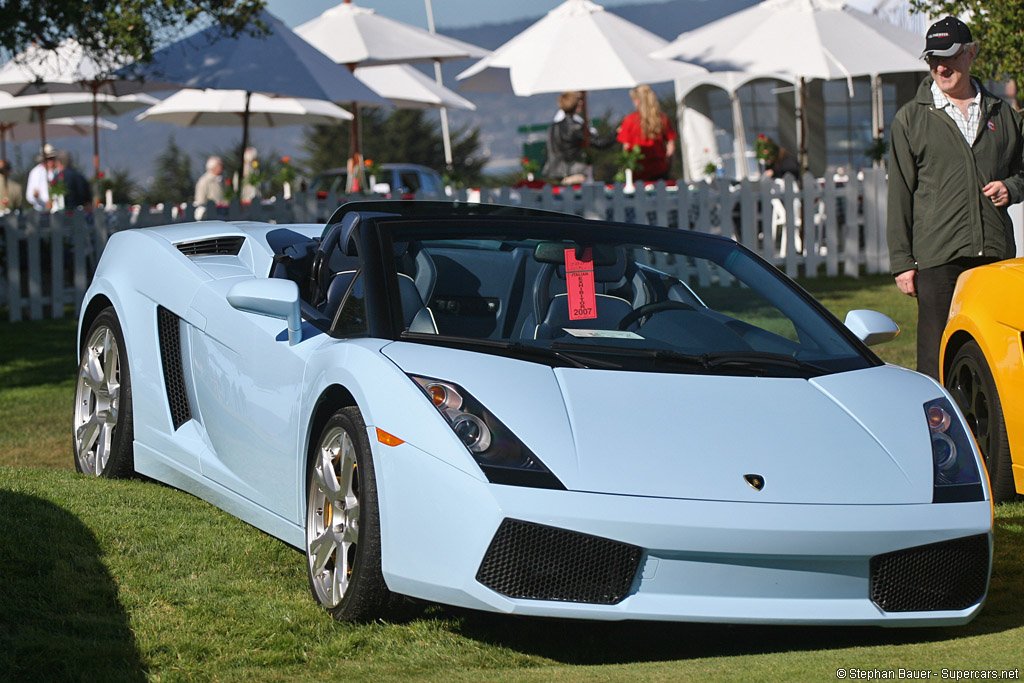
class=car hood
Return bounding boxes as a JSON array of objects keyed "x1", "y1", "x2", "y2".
[{"x1": 382, "y1": 343, "x2": 943, "y2": 505}]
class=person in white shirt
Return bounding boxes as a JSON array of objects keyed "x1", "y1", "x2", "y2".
[{"x1": 25, "y1": 144, "x2": 57, "y2": 212}]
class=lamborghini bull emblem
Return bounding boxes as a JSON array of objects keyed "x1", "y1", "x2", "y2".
[{"x1": 744, "y1": 474, "x2": 765, "y2": 491}]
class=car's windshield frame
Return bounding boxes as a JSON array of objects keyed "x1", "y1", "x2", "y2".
[{"x1": 353, "y1": 215, "x2": 882, "y2": 376}]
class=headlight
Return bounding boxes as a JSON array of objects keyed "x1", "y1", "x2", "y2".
[
  {"x1": 926, "y1": 397, "x2": 984, "y2": 503},
  {"x1": 410, "y1": 375, "x2": 565, "y2": 490}
]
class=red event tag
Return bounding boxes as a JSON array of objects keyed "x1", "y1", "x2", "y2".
[{"x1": 564, "y1": 248, "x2": 597, "y2": 320}]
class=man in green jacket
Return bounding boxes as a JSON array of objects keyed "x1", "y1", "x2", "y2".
[{"x1": 887, "y1": 16, "x2": 1024, "y2": 380}]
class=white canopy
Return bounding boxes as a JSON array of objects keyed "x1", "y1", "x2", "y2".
[
  {"x1": 1, "y1": 116, "x2": 117, "y2": 140},
  {"x1": 135, "y1": 89, "x2": 353, "y2": 127},
  {"x1": 457, "y1": 0, "x2": 704, "y2": 95},
  {"x1": 294, "y1": 2, "x2": 488, "y2": 67},
  {"x1": 0, "y1": 91, "x2": 157, "y2": 124},
  {"x1": 652, "y1": 0, "x2": 925, "y2": 87},
  {"x1": 354, "y1": 65, "x2": 476, "y2": 111},
  {"x1": 0, "y1": 39, "x2": 172, "y2": 96}
]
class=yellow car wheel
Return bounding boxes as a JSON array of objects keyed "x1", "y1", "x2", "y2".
[{"x1": 945, "y1": 340, "x2": 1015, "y2": 502}]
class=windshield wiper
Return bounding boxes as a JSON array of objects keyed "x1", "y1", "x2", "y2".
[
  {"x1": 551, "y1": 342, "x2": 828, "y2": 375},
  {"x1": 699, "y1": 350, "x2": 828, "y2": 375},
  {"x1": 399, "y1": 333, "x2": 618, "y2": 369}
]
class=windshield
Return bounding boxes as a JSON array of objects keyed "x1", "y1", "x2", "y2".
[{"x1": 381, "y1": 218, "x2": 875, "y2": 377}]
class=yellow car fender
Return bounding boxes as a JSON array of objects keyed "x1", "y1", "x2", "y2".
[{"x1": 941, "y1": 258, "x2": 1024, "y2": 496}]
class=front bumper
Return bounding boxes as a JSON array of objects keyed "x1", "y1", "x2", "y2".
[{"x1": 373, "y1": 440, "x2": 992, "y2": 626}]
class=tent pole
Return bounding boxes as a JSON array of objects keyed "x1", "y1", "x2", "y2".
[
  {"x1": 425, "y1": 0, "x2": 454, "y2": 171},
  {"x1": 239, "y1": 90, "x2": 252, "y2": 194},
  {"x1": 730, "y1": 89, "x2": 747, "y2": 179}
]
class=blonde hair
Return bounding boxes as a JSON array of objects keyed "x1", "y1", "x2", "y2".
[{"x1": 630, "y1": 84, "x2": 663, "y2": 139}]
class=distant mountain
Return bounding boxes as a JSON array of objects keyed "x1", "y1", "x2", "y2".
[{"x1": 4, "y1": 0, "x2": 760, "y2": 184}]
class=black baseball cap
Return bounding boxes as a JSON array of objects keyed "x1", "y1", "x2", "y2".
[{"x1": 922, "y1": 16, "x2": 973, "y2": 59}]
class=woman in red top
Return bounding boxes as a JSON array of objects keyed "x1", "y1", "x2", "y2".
[{"x1": 616, "y1": 84, "x2": 677, "y2": 181}]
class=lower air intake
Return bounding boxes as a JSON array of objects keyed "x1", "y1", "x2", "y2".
[
  {"x1": 476, "y1": 519, "x2": 641, "y2": 605},
  {"x1": 870, "y1": 534, "x2": 990, "y2": 612}
]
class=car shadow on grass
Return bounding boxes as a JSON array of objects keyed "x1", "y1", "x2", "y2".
[
  {"x1": 0, "y1": 490, "x2": 147, "y2": 682},
  {"x1": 414, "y1": 503, "x2": 1024, "y2": 666}
]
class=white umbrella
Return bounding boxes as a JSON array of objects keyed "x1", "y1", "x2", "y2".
[
  {"x1": 0, "y1": 39, "x2": 174, "y2": 179},
  {"x1": 0, "y1": 116, "x2": 117, "y2": 159},
  {"x1": 295, "y1": 2, "x2": 488, "y2": 67},
  {"x1": 652, "y1": 0, "x2": 927, "y2": 166},
  {"x1": 0, "y1": 91, "x2": 157, "y2": 155},
  {"x1": 115, "y1": 8, "x2": 386, "y2": 182},
  {"x1": 456, "y1": 0, "x2": 705, "y2": 96},
  {"x1": 136, "y1": 89, "x2": 353, "y2": 127},
  {"x1": 455, "y1": 0, "x2": 704, "y2": 153},
  {"x1": 353, "y1": 65, "x2": 476, "y2": 111},
  {"x1": 296, "y1": 1, "x2": 489, "y2": 189}
]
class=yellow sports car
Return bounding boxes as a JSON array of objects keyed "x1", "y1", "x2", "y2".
[{"x1": 941, "y1": 257, "x2": 1024, "y2": 503}]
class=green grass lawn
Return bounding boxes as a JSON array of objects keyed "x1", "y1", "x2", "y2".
[{"x1": 7, "y1": 275, "x2": 1021, "y2": 681}]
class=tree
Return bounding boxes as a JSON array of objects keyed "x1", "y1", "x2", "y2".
[
  {"x1": 1, "y1": 1, "x2": 266, "y2": 72},
  {"x1": 97, "y1": 168, "x2": 138, "y2": 206},
  {"x1": 301, "y1": 109, "x2": 488, "y2": 186},
  {"x1": 910, "y1": 1, "x2": 1024, "y2": 90},
  {"x1": 140, "y1": 136, "x2": 193, "y2": 206}
]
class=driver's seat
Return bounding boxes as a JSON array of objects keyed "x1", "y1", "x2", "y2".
[
  {"x1": 534, "y1": 293, "x2": 633, "y2": 339},
  {"x1": 533, "y1": 249, "x2": 635, "y2": 339}
]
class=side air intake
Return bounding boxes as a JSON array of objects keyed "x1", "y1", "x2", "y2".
[
  {"x1": 157, "y1": 306, "x2": 192, "y2": 430},
  {"x1": 176, "y1": 236, "x2": 245, "y2": 257}
]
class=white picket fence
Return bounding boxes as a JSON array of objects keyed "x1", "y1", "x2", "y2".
[{"x1": 0, "y1": 170, "x2": 890, "y2": 323}]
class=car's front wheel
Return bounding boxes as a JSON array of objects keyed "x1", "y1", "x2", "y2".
[
  {"x1": 945, "y1": 340, "x2": 1016, "y2": 502},
  {"x1": 305, "y1": 407, "x2": 391, "y2": 621},
  {"x1": 73, "y1": 307, "x2": 134, "y2": 478}
]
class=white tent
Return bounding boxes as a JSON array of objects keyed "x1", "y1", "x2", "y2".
[{"x1": 653, "y1": 0, "x2": 927, "y2": 170}]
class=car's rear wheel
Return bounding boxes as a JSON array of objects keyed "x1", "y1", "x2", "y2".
[
  {"x1": 945, "y1": 340, "x2": 1016, "y2": 502},
  {"x1": 73, "y1": 308, "x2": 134, "y2": 478},
  {"x1": 306, "y1": 407, "x2": 390, "y2": 621}
]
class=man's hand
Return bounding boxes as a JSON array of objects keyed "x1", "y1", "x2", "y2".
[
  {"x1": 983, "y1": 180, "x2": 1009, "y2": 207},
  {"x1": 895, "y1": 269, "x2": 917, "y2": 297}
]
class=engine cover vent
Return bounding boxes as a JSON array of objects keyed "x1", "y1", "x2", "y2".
[{"x1": 176, "y1": 236, "x2": 245, "y2": 257}]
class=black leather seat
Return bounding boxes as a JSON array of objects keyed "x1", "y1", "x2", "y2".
[{"x1": 531, "y1": 248, "x2": 636, "y2": 339}]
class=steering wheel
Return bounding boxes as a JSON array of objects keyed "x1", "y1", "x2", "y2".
[{"x1": 617, "y1": 300, "x2": 695, "y2": 330}]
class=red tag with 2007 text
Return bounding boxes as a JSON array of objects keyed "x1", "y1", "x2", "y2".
[{"x1": 564, "y1": 248, "x2": 597, "y2": 320}]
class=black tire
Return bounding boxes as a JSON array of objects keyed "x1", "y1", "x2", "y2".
[
  {"x1": 945, "y1": 340, "x2": 1016, "y2": 502},
  {"x1": 305, "y1": 407, "x2": 391, "y2": 621},
  {"x1": 72, "y1": 307, "x2": 135, "y2": 478}
]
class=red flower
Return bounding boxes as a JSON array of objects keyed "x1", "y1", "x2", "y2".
[
  {"x1": 281, "y1": 156, "x2": 291, "y2": 164},
  {"x1": 97, "y1": 172, "x2": 105, "y2": 179}
]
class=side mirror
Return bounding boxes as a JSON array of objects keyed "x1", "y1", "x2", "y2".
[
  {"x1": 227, "y1": 278, "x2": 302, "y2": 345},
  {"x1": 844, "y1": 309, "x2": 900, "y2": 346}
]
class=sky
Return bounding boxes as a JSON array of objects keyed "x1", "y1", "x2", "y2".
[{"x1": 265, "y1": 0, "x2": 666, "y2": 30}]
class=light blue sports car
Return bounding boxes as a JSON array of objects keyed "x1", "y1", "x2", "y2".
[{"x1": 74, "y1": 201, "x2": 992, "y2": 625}]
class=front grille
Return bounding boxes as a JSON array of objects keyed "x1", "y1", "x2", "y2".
[
  {"x1": 476, "y1": 519, "x2": 641, "y2": 605},
  {"x1": 870, "y1": 535, "x2": 989, "y2": 612},
  {"x1": 157, "y1": 307, "x2": 192, "y2": 430},
  {"x1": 176, "y1": 236, "x2": 245, "y2": 257}
]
